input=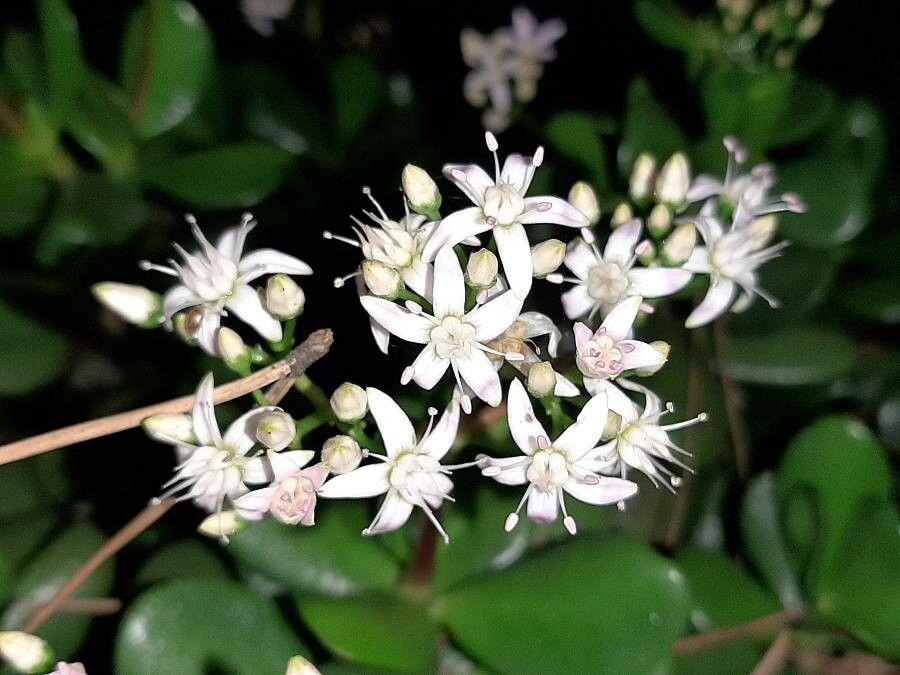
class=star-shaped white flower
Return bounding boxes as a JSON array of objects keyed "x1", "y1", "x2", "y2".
[
  {"x1": 422, "y1": 132, "x2": 588, "y2": 298},
  {"x1": 479, "y1": 379, "x2": 638, "y2": 534},
  {"x1": 554, "y1": 219, "x2": 692, "y2": 320},
  {"x1": 575, "y1": 296, "x2": 667, "y2": 385},
  {"x1": 318, "y1": 388, "x2": 461, "y2": 542},
  {"x1": 361, "y1": 246, "x2": 523, "y2": 413},
  {"x1": 141, "y1": 214, "x2": 312, "y2": 354},
  {"x1": 585, "y1": 379, "x2": 706, "y2": 492}
]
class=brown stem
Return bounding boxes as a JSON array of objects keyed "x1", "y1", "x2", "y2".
[
  {"x1": 673, "y1": 608, "x2": 804, "y2": 656},
  {"x1": 407, "y1": 518, "x2": 439, "y2": 586},
  {"x1": 713, "y1": 317, "x2": 751, "y2": 480},
  {"x1": 13, "y1": 597, "x2": 122, "y2": 617},
  {"x1": 750, "y1": 629, "x2": 792, "y2": 675},
  {"x1": 0, "y1": 329, "x2": 334, "y2": 466}
]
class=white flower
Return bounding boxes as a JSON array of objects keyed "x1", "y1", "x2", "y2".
[
  {"x1": 585, "y1": 379, "x2": 706, "y2": 491},
  {"x1": 574, "y1": 296, "x2": 667, "y2": 383},
  {"x1": 423, "y1": 132, "x2": 588, "y2": 298},
  {"x1": 461, "y1": 27, "x2": 516, "y2": 131},
  {"x1": 361, "y1": 246, "x2": 523, "y2": 413},
  {"x1": 318, "y1": 388, "x2": 462, "y2": 543},
  {"x1": 233, "y1": 450, "x2": 328, "y2": 526},
  {"x1": 0, "y1": 632, "x2": 53, "y2": 673},
  {"x1": 553, "y1": 219, "x2": 692, "y2": 319},
  {"x1": 479, "y1": 379, "x2": 637, "y2": 533},
  {"x1": 241, "y1": 0, "x2": 294, "y2": 36},
  {"x1": 504, "y1": 7, "x2": 566, "y2": 101},
  {"x1": 92, "y1": 282, "x2": 162, "y2": 327},
  {"x1": 140, "y1": 214, "x2": 312, "y2": 354},
  {"x1": 49, "y1": 662, "x2": 88, "y2": 675}
]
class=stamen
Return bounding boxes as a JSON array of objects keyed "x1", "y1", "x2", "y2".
[
  {"x1": 506, "y1": 485, "x2": 533, "y2": 531},
  {"x1": 400, "y1": 365, "x2": 415, "y2": 385},
  {"x1": 138, "y1": 260, "x2": 178, "y2": 276},
  {"x1": 660, "y1": 412, "x2": 708, "y2": 432},
  {"x1": 419, "y1": 501, "x2": 450, "y2": 544},
  {"x1": 670, "y1": 476, "x2": 682, "y2": 488},
  {"x1": 450, "y1": 168, "x2": 467, "y2": 182},
  {"x1": 485, "y1": 216, "x2": 497, "y2": 226},
  {"x1": 404, "y1": 300, "x2": 423, "y2": 314},
  {"x1": 333, "y1": 271, "x2": 361, "y2": 288},
  {"x1": 545, "y1": 273, "x2": 564, "y2": 285},
  {"x1": 361, "y1": 186, "x2": 389, "y2": 221},
  {"x1": 640, "y1": 303, "x2": 655, "y2": 314},
  {"x1": 322, "y1": 231, "x2": 361, "y2": 247},
  {"x1": 240, "y1": 212, "x2": 255, "y2": 226},
  {"x1": 616, "y1": 500, "x2": 626, "y2": 512},
  {"x1": 532, "y1": 146, "x2": 544, "y2": 167},
  {"x1": 535, "y1": 201, "x2": 551, "y2": 212},
  {"x1": 484, "y1": 132, "x2": 501, "y2": 181},
  {"x1": 476, "y1": 288, "x2": 489, "y2": 304},
  {"x1": 580, "y1": 227, "x2": 595, "y2": 245},
  {"x1": 634, "y1": 240, "x2": 652, "y2": 256},
  {"x1": 536, "y1": 435, "x2": 551, "y2": 450}
]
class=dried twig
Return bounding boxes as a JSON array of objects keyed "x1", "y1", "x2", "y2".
[
  {"x1": 713, "y1": 317, "x2": 752, "y2": 480},
  {"x1": 673, "y1": 608, "x2": 804, "y2": 656},
  {"x1": 750, "y1": 629, "x2": 792, "y2": 675},
  {"x1": 12, "y1": 597, "x2": 122, "y2": 617}
]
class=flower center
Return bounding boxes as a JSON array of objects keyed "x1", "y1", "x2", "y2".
[
  {"x1": 577, "y1": 331, "x2": 626, "y2": 378},
  {"x1": 526, "y1": 448, "x2": 569, "y2": 492},
  {"x1": 389, "y1": 452, "x2": 447, "y2": 499},
  {"x1": 482, "y1": 184, "x2": 525, "y2": 227},
  {"x1": 430, "y1": 316, "x2": 477, "y2": 359},
  {"x1": 587, "y1": 262, "x2": 629, "y2": 304}
]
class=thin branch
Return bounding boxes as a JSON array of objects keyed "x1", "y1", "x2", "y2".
[
  {"x1": 673, "y1": 608, "x2": 804, "y2": 656},
  {"x1": 750, "y1": 629, "x2": 792, "y2": 675},
  {"x1": 12, "y1": 597, "x2": 122, "y2": 617},
  {"x1": 0, "y1": 329, "x2": 334, "y2": 467},
  {"x1": 713, "y1": 317, "x2": 752, "y2": 480}
]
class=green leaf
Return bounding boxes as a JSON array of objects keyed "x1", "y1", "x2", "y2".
[
  {"x1": 739, "y1": 473, "x2": 804, "y2": 609},
  {"x1": 135, "y1": 539, "x2": 230, "y2": 587},
  {"x1": 3, "y1": 30, "x2": 45, "y2": 103},
  {"x1": 676, "y1": 549, "x2": 779, "y2": 633},
  {"x1": 619, "y1": 79, "x2": 688, "y2": 175},
  {"x1": 438, "y1": 538, "x2": 689, "y2": 675},
  {"x1": 38, "y1": 0, "x2": 86, "y2": 125},
  {"x1": 141, "y1": 141, "x2": 294, "y2": 208},
  {"x1": 840, "y1": 278, "x2": 900, "y2": 325},
  {"x1": 228, "y1": 502, "x2": 399, "y2": 596},
  {"x1": 546, "y1": 112, "x2": 610, "y2": 191},
  {"x1": 115, "y1": 578, "x2": 307, "y2": 674},
  {"x1": 633, "y1": 0, "x2": 698, "y2": 51},
  {"x1": 121, "y1": 0, "x2": 214, "y2": 138},
  {"x1": 778, "y1": 416, "x2": 891, "y2": 593},
  {"x1": 0, "y1": 299, "x2": 67, "y2": 396},
  {"x1": 1, "y1": 522, "x2": 114, "y2": 660},
  {"x1": 67, "y1": 72, "x2": 136, "y2": 178},
  {"x1": 723, "y1": 326, "x2": 855, "y2": 386},
  {"x1": 331, "y1": 54, "x2": 385, "y2": 146},
  {"x1": 299, "y1": 594, "x2": 438, "y2": 672},
  {"x1": 776, "y1": 78, "x2": 837, "y2": 148},
  {"x1": 672, "y1": 644, "x2": 761, "y2": 675},
  {"x1": 0, "y1": 177, "x2": 49, "y2": 238}
]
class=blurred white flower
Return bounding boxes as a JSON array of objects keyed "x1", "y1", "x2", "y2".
[
  {"x1": 504, "y1": 7, "x2": 566, "y2": 102},
  {"x1": 241, "y1": 0, "x2": 294, "y2": 36},
  {"x1": 0, "y1": 632, "x2": 53, "y2": 673}
]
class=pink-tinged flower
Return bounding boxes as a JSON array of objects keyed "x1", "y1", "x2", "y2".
[
  {"x1": 574, "y1": 296, "x2": 667, "y2": 382},
  {"x1": 422, "y1": 132, "x2": 587, "y2": 298},
  {"x1": 140, "y1": 214, "x2": 311, "y2": 354},
  {"x1": 234, "y1": 451, "x2": 328, "y2": 526},
  {"x1": 479, "y1": 379, "x2": 638, "y2": 534},
  {"x1": 50, "y1": 662, "x2": 88, "y2": 675},
  {"x1": 318, "y1": 389, "x2": 462, "y2": 543},
  {"x1": 361, "y1": 246, "x2": 523, "y2": 413},
  {"x1": 553, "y1": 219, "x2": 692, "y2": 320}
]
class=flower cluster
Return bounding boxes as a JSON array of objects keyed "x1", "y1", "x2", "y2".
[{"x1": 461, "y1": 8, "x2": 566, "y2": 131}]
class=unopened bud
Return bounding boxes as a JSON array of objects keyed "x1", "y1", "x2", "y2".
[
  {"x1": 611, "y1": 202, "x2": 633, "y2": 227},
  {"x1": 655, "y1": 153, "x2": 690, "y2": 206},
  {"x1": 662, "y1": 223, "x2": 697, "y2": 265},
  {"x1": 321, "y1": 435, "x2": 363, "y2": 474},
  {"x1": 527, "y1": 362, "x2": 557, "y2": 398},
  {"x1": 0, "y1": 631, "x2": 54, "y2": 674},
  {"x1": 402, "y1": 164, "x2": 442, "y2": 219},
  {"x1": 217, "y1": 327, "x2": 251, "y2": 372},
  {"x1": 785, "y1": 0, "x2": 803, "y2": 18},
  {"x1": 143, "y1": 413, "x2": 195, "y2": 444},
  {"x1": 197, "y1": 510, "x2": 245, "y2": 538},
  {"x1": 745, "y1": 215, "x2": 778, "y2": 247},
  {"x1": 602, "y1": 411, "x2": 623, "y2": 440},
  {"x1": 567, "y1": 182, "x2": 600, "y2": 225},
  {"x1": 92, "y1": 282, "x2": 162, "y2": 328},
  {"x1": 530, "y1": 239, "x2": 566, "y2": 278},
  {"x1": 330, "y1": 382, "x2": 368, "y2": 422},
  {"x1": 629, "y1": 153, "x2": 656, "y2": 201},
  {"x1": 797, "y1": 12, "x2": 823, "y2": 40},
  {"x1": 638, "y1": 240, "x2": 657, "y2": 266},
  {"x1": 256, "y1": 411, "x2": 296, "y2": 451},
  {"x1": 647, "y1": 204, "x2": 673, "y2": 237},
  {"x1": 634, "y1": 341, "x2": 671, "y2": 377},
  {"x1": 285, "y1": 655, "x2": 321, "y2": 675},
  {"x1": 466, "y1": 249, "x2": 499, "y2": 288},
  {"x1": 361, "y1": 260, "x2": 402, "y2": 298},
  {"x1": 266, "y1": 274, "x2": 305, "y2": 320}
]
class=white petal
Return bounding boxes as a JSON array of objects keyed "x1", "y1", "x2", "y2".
[
  {"x1": 604, "y1": 218, "x2": 641, "y2": 266},
  {"x1": 554, "y1": 373, "x2": 580, "y2": 397},
  {"x1": 421, "y1": 207, "x2": 490, "y2": 262},
  {"x1": 360, "y1": 297, "x2": 433, "y2": 344},
  {"x1": 239, "y1": 249, "x2": 312, "y2": 282},
  {"x1": 411, "y1": 345, "x2": 450, "y2": 390},
  {"x1": 628, "y1": 267, "x2": 692, "y2": 298},
  {"x1": 500, "y1": 153, "x2": 534, "y2": 194},
  {"x1": 163, "y1": 285, "x2": 200, "y2": 322},
  {"x1": 574, "y1": 321, "x2": 594, "y2": 353},
  {"x1": 563, "y1": 475, "x2": 638, "y2": 505},
  {"x1": 442, "y1": 163, "x2": 494, "y2": 206},
  {"x1": 484, "y1": 455, "x2": 530, "y2": 485},
  {"x1": 369, "y1": 318, "x2": 390, "y2": 354},
  {"x1": 600, "y1": 295, "x2": 642, "y2": 342},
  {"x1": 685, "y1": 176, "x2": 724, "y2": 203},
  {"x1": 365, "y1": 490, "x2": 414, "y2": 535},
  {"x1": 192, "y1": 373, "x2": 222, "y2": 447},
  {"x1": 693, "y1": 216, "x2": 724, "y2": 244},
  {"x1": 683, "y1": 246, "x2": 711, "y2": 274},
  {"x1": 456, "y1": 349, "x2": 502, "y2": 406},
  {"x1": 225, "y1": 285, "x2": 282, "y2": 342},
  {"x1": 517, "y1": 311, "x2": 561, "y2": 356},
  {"x1": 577, "y1": 440, "x2": 620, "y2": 474},
  {"x1": 493, "y1": 222, "x2": 533, "y2": 298},
  {"x1": 223, "y1": 406, "x2": 279, "y2": 456},
  {"x1": 564, "y1": 238, "x2": 598, "y2": 280},
  {"x1": 420, "y1": 398, "x2": 461, "y2": 460},
  {"x1": 432, "y1": 246, "x2": 465, "y2": 317},
  {"x1": 195, "y1": 309, "x2": 221, "y2": 355},
  {"x1": 216, "y1": 223, "x2": 252, "y2": 262},
  {"x1": 585, "y1": 379, "x2": 639, "y2": 420},
  {"x1": 527, "y1": 488, "x2": 558, "y2": 523},
  {"x1": 618, "y1": 379, "x2": 664, "y2": 418},
  {"x1": 685, "y1": 277, "x2": 736, "y2": 329},
  {"x1": 366, "y1": 387, "x2": 416, "y2": 457},
  {"x1": 318, "y1": 463, "x2": 392, "y2": 499},
  {"x1": 554, "y1": 392, "x2": 608, "y2": 459},
  {"x1": 506, "y1": 378, "x2": 549, "y2": 454},
  {"x1": 561, "y1": 284, "x2": 595, "y2": 320},
  {"x1": 243, "y1": 450, "x2": 313, "y2": 484},
  {"x1": 233, "y1": 487, "x2": 276, "y2": 520},
  {"x1": 467, "y1": 290, "x2": 523, "y2": 341},
  {"x1": 520, "y1": 196, "x2": 587, "y2": 228},
  {"x1": 402, "y1": 258, "x2": 433, "y2": 298},
  {"x1": 620, "y1": 340, "x2": 666, "y2": 372}
]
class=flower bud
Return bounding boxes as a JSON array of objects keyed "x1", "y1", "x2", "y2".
[
  {"x1": 321, "y1": 435, "x2": 363, "y2": 474},
  {"x1": 217, "y1": 327, "x2": 251, "y2": 372},
  {"x1": 466, "y1": 249, "x2": 499, "y2": 288},
  {"x1": 266, "y1": 274, "x2": 305, "y2": 320},
  {"x1": 197, "y1": 511, "x2": 245, "y2": 538},
  {"x1": 647, "y1": 204, "x2": 673, "y2": 238},
  {"x1": 567, "y1": 181, "x2": 600, "y2": 225},
  {"x1": 662, "y1": 223, "x2": 697, "y2": 265},
  {"x1": 143, "y1": 413, "x2": 195, "y2": 444},
  {"x1": 637, "y1": 240, "x2": 657, "y2": 266},
  {"x1": 797, "y1": 11, "x2": 823, "y2": 40},
  {"x1": 602, "y1": 411, "x2": 623, "y2": 440},
  {"x1": 634, "y1": 341, "x2": 671, "y2": 377},
  {"x1": 0, "y1": 631, "x2": 54, "y2": 674},
  {"x1": 745, "y1": 215, "x2": 777, "y2": 247},
  {"x1": 285, "y1": 655, "x2": 321, "y2": 675},
  {"x1": 611, "y1": 202, "x2": 633, "y2": 228},
  {"x1": 655, "y1": 153, "x2": 690, "y2": 206},
  {"x1": 361, "y1": 260, "x2": 402, "y2": 299},
  {"x1": 256, "y1": 411, "x2": 296, "y2": 451},
  {"x1": 526, "y1": 362, "x2": 556, "y2": 398},
  {"x1": 530, "y1": 239, "x2": 566, "y2": 278},
  {"x1": 330, "y1": 382, "x2": 368, "y2": 422},
  {"x1": 92, "y1": 282, "x2": 162, "y2": 328},
  {"x1": 629, "y1": 153, "x2": 656, "y2": 201},
  {"x1": 402, "y1": 164, "x2": 442, "y2": 219}
]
